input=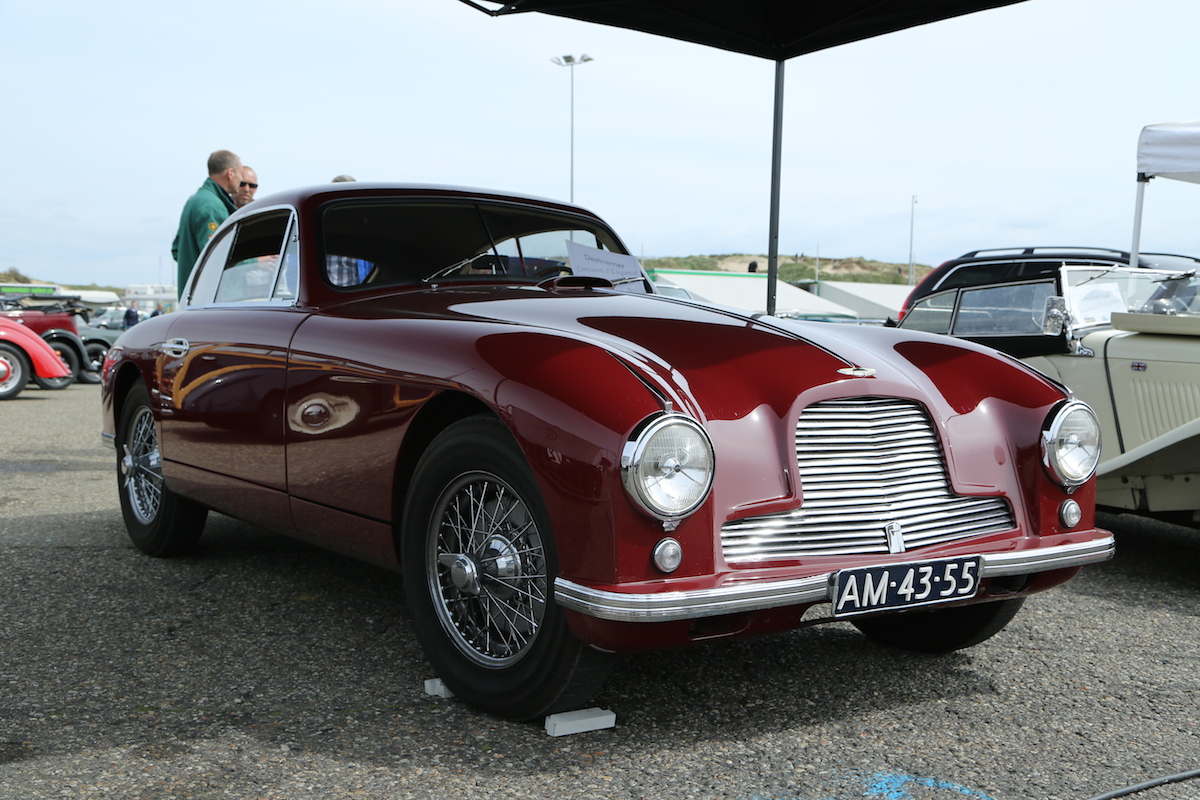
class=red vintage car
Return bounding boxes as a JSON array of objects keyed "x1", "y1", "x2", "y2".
[
  {"x1": 0, "y1": 294, "x2": 115, "y2": 387},
  {"x1": 0, "y1": 316, "x2": 73, "y2": 400},
  {"x1": 101, "y1": 183, "x2": 1114, "y2": 720}
]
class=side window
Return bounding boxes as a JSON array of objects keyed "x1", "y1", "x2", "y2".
[
  {"x1": 211, "y1": 211, "x2": 293, "y2": 303},
  {"x1": 952, "y1": 281, "x2": 1056, "y2": 335},
  {"x1": 902, "y1": 292, "x2": 956, "y2": 334},
  {"x1": 186, "y1": 228, "x2": 236, "y2": 305}
]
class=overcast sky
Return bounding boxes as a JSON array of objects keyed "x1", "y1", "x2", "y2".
[{"x1": 4, "y1": 0, "x2": 1200, "y2": 289}]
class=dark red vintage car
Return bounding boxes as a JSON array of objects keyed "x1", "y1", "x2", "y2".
[{"x1": 101, "y1": 183, "x2": 1114, "y2": 720}]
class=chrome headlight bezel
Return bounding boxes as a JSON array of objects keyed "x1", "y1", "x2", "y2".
[
  {"x1": 621, "y1": 413, "x2": 715, "y2": 523},
  {"x1": 1041, "y1": 400, "x2": 1102, "y2": 490}
]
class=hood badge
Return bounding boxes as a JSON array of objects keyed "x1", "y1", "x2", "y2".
[{"x1": 838, "y1": 367, "x2": 876, "y2": 378}]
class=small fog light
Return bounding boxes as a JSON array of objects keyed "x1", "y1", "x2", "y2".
[
  {"x1": 1059, "y1": 499, "x2": 1082, "y2": 529},
  {"x1": 652, "y1": 538, "x2": 683, "y2": 573}
]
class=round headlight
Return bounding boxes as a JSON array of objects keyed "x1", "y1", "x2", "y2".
[
  {"x1": 622, "y1": 414, "x2": 714, "y2": 521},
  {"x1": 1042, "y1": 400, "x2": 1101, "y2": 489}
]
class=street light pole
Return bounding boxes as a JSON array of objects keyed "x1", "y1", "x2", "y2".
[
  {"x1": 908, "y1": 195, "x2": 918, "y2": 286},
  {"x1": 551, "y1": 54, "x2": 593, "y2": 203}
]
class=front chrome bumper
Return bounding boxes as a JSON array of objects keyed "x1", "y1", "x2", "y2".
[{"x1": 554, "y1": 536, "x2": 1115, "y2": 623}]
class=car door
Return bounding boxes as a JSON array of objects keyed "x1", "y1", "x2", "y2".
[{"x1": 158, "y1": 209, "x2": 302, "y2": 503}]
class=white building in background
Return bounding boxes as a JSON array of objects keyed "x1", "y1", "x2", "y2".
[
  {"x1": 647, "y1": 269, "x2": 859, "y2": 320},
  {"x1": 124, "y1": 283, "x2": 177, "y2": 314},
  {"x1": 814, "y1": 281, "x2": 915, "y2": 321}
]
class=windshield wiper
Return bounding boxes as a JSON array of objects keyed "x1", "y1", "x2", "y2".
[
  {"x1": 421, "y1": 252, "x2": 504, "y2": 284},
  {"x1": 1153, "y1": 268, "x2": 1196, "y2": 283}
]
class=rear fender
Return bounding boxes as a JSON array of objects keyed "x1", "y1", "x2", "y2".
[
  {"x1": 40, "y1": 328, "x2": 87, "y2": 361},
  {"x1": 0, "y1": 323, "x2": 71, "y2": 378}
]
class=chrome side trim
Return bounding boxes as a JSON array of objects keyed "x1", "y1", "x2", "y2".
[
  {"x1": 101, "y1": 431, "x2": 116, "y2": 449},
  {"x1": 554, "y1": 535, "x2": 1115, "y2": 623}
]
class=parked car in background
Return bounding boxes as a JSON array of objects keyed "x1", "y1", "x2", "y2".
[
  {"x1": 87, "y1": 306, "x2": 126, "y2": 330},
  {"x1": 898, "y1": 259, "x2": 1200, "y2": 525},
  {"x1": 0, "y1": 317, "x2": 72, "y2": 400},
  {"x1": 0, "y1": 295, "x2": 116, "y2": 386},
  {"x1": 898, "y1": 246, "x2": 1200, "y2": 328},
  {"x1": 101, "y1": 183, "x2": 1113, "y2": 720},
  {"x1": 90, "y1": 305, "x2": 152, "y2": 330}
]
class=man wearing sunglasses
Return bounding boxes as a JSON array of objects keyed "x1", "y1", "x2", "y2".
[
  {"x1": 235, "y1": 166, "x2": 259, "y2": 208},
  {"x1": 172, "y1": 149, "x2": 242, "y2": 297}
]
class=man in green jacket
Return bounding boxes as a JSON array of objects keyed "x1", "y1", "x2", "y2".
[{"x1": 172, "y1": 150, "x2": 242, "y2": 298}]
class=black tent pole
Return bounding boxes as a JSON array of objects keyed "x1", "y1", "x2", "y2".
[{"x1": 766, "y1": 58, "x2": 785, "y2": 316}]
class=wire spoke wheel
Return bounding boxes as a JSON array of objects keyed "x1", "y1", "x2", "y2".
[
  {"x1": 116, "y1": 382, "x2": 207, "y2": 557},
  {"x1": 429, "y1": 472, "x2": 548, "y2": 667},
  {"x1": 121, "y1": 405, "x2": 163, "y2": 525},
  {"x1": 402, "y1": 415, "x2": 612, "y2": 719}
]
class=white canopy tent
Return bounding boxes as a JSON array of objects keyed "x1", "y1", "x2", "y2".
[{"x1": 1131, "y1": 120, "x2": 1200, "y2": 267}]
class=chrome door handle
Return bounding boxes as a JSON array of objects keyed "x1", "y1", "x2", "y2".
[{"x1": 161, "y1": 338, "x2": 190, "y2": 358}]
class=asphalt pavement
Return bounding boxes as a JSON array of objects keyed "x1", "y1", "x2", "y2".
[{"x1": 1, "y1": 382, "x2": 1198, "y2": 800}]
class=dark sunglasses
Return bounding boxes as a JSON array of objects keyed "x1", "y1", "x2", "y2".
[{"x1": 240, "y1": 181, "x2": 258, "y2": 189}]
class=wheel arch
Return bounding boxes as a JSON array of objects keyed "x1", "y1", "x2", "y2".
[
  {"x1": 39, "y1": 328, "x2": 87, "y2": 361},
  {"x1": 390, "y1": 390, "x2": 496, "y2": 553},
  {"x1": 110, "y1": 361, "x2": 153, "y2": 434}
]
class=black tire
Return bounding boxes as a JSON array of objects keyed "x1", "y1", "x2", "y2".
[
  {"x1": 402, "y1": 415, "x2": 612, "y2": 720},
  {"x1": 78, "y1": 342, "x2": 108, "y2": 384},
  {"x1": 32, "y1": 341, "x2": 78, "y2": 390},
  {"x1": 116, "y1": 382, "x2": 208, "y2": 556},
  {"x1": 852, "y1": 597, "x2": 1025, "y2": 654},
  {"x1": 0, "y1": 343, "x2": 30, "y2": 400}
]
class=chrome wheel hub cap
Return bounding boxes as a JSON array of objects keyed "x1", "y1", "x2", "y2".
[
  {"x1": 428, "y1": 473, "x2": 547, "y2": 667},
  {"x1": 123, "y1": 407, "x2": 163, "y2": 525}
]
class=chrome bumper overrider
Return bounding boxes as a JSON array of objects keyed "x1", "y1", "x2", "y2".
[{"x1": 554, "y1": 536, "x2": 1115, "y2": 623}]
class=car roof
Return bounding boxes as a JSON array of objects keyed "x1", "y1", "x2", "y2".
[{"x1": 234, "y1": 182, "x2": 601, "y2": 224}]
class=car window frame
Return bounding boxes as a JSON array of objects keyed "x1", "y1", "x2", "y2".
[{"x1": 185, "y1": 205, "x2": 300, "y2": 309}]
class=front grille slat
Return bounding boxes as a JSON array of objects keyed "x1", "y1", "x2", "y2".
[{"x1": 721, "y1": 397, "x2": 1015, "y2": 563}]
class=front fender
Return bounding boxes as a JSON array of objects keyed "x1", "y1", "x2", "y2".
[{"x1": 471, "y1": 330, "x2": 673, "y2": 585}]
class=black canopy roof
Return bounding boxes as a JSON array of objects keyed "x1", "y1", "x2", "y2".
[{"x1": 459, "y1": 0, "x2": 1026, "y2": 62}]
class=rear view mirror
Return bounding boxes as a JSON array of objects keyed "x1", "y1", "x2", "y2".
[{"x1": 1041, "y1": 296, "x2": 1067, "y2": 335}]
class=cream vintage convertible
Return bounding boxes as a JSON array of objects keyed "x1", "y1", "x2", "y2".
[{"x1": 900, "y1": 263, "x2": 1200, "y2": 524}]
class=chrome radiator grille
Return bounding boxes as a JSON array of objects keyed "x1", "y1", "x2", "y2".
[{"x1": 721, "y1": 397, "x2": 1014, "y2": 563}]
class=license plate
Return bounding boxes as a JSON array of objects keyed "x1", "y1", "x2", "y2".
[{"x1": 831, "y1": 556, "x2": 981, "y2": 617}]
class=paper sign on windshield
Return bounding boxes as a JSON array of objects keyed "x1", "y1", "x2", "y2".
[
  {"x1": 566, "y1": 241, "x2": 647, "y2": 293},
  {"x1": 1070, "y1": 282, "x2": 1127, "y2": 326}
]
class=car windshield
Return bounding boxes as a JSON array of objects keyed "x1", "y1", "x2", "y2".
[
  {"x1": 901, "y1": 265, "x2": 1199, "y2": 337},
  {"x1": 1064, "y1": 266, "x2": 1197, "y2": 328},
  {"x1": 320, "y1": 200, "x2": 628, "y2": 290}
]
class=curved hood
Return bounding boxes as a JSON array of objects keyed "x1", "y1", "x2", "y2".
[{"x1": 337, "y1": 284, "x2": 1066, "y2": 425}]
